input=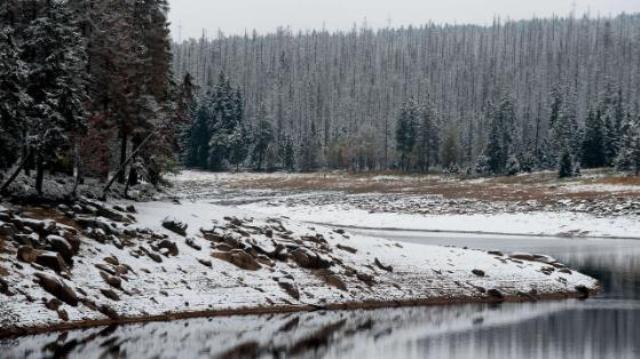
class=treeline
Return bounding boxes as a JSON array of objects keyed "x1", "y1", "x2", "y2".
[
  {"x1": 173, "y1": 13, "x2": 640, "y2": 175},
  {"x1": 0, "y1": 0, "x2": 187, "y2": 196}
]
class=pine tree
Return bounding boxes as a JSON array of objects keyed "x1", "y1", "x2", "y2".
[
  {"x1": 22, "y1": 1, "x2": 88, "y2": 194},
  {"x1": 616, "y1": 115, "x2": 640, "y2": 175},
  {"x1": 0, "y1": 23, "x2": 30, "y2": 169},
  {"x1": 506, "y1": 155, "x2": 521, "y2": 176},
  {"x1": 440, "y1": 126, "x2": 459, "y2": 169},
  {"x1": 252, "y1": 115, "x2": 274, "y2": 171},
  {"x1": 279, "y1": 135, "x2": 295, "y2": 171},
  {"x1": 395, "y1": 100, "x2": 418, "y2": 171},
  {"x1": 581, "y1": 110, "x2": 606, "y2": 168},
  {"x1": 558, "y1": 148, "x2": 574, "y2": 178},
  {"x1": 228, "y1": 124, "x2": 249, "y2": 172},
  {"x1": 415, "y1": 102, "x2": 440, "y2": 172},
  {"x1": 485, "y1": 96, "x2": 516, "y2": 174}
]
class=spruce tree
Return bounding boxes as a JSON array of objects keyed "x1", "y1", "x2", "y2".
[
  {"x1": 581, "y1": 110, "x2": 606, "y2": 168},
  {"x1": 558, "y1": 148, "x2": 574, "y2": 178},
  {"x1": 395, "y1": 100, "x2": 418, "y2": 171},
  {"x1": 252, "y1": 117, "x2": 274, "y2": 171},
  {"x1": 616, "y1": 115, "x2": 640, "y2": 175},
  {"x1": 22, "y1": 1, "x2": 88, "y2": 194},
  {"x1": 0, "y1": 24, "x2": 30, "y2": 169}
]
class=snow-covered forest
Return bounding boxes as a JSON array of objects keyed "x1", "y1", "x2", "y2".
[
  {"x1": 0, "y1": 0, "x2": 194, "y2": 196},
  {"x1": 174, "y1": 14, "x2": 640, "y2": 175}
]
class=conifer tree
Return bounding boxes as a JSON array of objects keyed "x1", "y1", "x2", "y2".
[
  {"x1": 581, "y1": 110, "x2": 606, "y2": 168},
  {"x1": 395, "y1": 100, "x2": 418, "y2": 171}
]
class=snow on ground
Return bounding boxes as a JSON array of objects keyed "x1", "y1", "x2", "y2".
[
  {"x1": 239, "y1": 202, "x2": 640, "y2": 239},
  {"x1": 0, "y1": 197, "x2": 597, "y2": 337}
]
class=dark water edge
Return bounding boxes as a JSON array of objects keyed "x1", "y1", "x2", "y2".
[{"x1": 2, "y1": 233, "x2": 639, "y2": 359}]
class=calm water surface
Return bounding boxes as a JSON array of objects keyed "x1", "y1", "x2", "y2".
[{"x1": 2, "y1": 231, "x2": 639, "y2": 359}]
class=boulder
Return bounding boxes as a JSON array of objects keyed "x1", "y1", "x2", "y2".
[
  {"x1": 34, "y1": 273, "x2": 78, "y2": 306},
  {"x1": 47, "y1": 235, "x2": 74, "y2": 264},
  {"x1": 162, "y1": 218, "x2": 187, "y2": 236},
  {"x1": 472, "y1": 269, "x2": 486, "y2": 277},
  {"x1": 100, "y1": 288, "x2": 121, "y2": 301},
  {"x1": 290, "y1": 248, "x2": 333, "y2": 269},
  {"x1": 17, "y1": 246, "x2": 41, "y2": 263},
  {"x1": 374, "y1": 258, "x2": 393, "y2": 272},
  {"x1": 212, "y1": 249, "x2": 261, "y2": 271},
  {"x1": 158, "y1": 239, "x2": 179, "y2": 256},
  {"x1": 100, "y1": 271, "x2": 122, "y2": 289},
  {"x1": 36, "y1": 251, "x2": 69, "y2": 273},
  {"x1": 278, "y1": 280, "x2": 300, "y2": 300}
]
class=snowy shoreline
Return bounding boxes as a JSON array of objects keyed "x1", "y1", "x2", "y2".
[{"x1": 0, "y1": 198, "x2": 598, "y2": 338}]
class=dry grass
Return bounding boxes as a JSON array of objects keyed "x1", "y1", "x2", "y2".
[
  {"x1": 227, "y1": 169, "x2": 640, "y2": 203},
  {"x1": 23, "y1": 206, "x2": 81, "y2": 230}
]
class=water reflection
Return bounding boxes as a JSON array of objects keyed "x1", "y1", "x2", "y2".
[{"x1": 2, "y1": 233, "x2": 640, "y2": 359}]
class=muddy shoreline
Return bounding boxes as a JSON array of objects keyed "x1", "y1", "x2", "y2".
[{"x1": 0, "y1": 288, "x2": 598, "y2": 339}]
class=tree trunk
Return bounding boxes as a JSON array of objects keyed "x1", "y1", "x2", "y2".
[
  {"x1": 101, "y1": 131, "x2": 155, "y2": 200},
  {"x1": 0, "y1": 149, "x2": 30, "y2": 194},
  {"x1": 35, "y1": 153, "x2": 44, "y2": 196},
  {"x1": 118, "y1": 130, "x2": 128, "y2": 184},
  {"x1": 71, "y1": 138, "x2": 81, "y2": 197}
]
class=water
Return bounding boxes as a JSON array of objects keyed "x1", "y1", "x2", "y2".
[{"x1": 2, "y1": 231, "x2": 640, "y2": 359}]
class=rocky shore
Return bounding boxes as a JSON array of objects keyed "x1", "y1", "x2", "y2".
[{"x1": 0, "y1": 197, "x2": 599, "y2": 338}]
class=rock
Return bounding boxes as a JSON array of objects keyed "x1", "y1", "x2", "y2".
[
  {"x1": 100, "y1": 271, "x2": 122, "y2": 289},
  {"x1": 104, "y1": 256, "x2": 119, "y2": 266},
  {"x1": 197, "y1": 258, "x2": 212, "y2": 267},
  {"x1": 140, "y1": 246, "x2": 163, "y2": 263},
  {"x1": 0, "y1": 223, "x2": 17, "y2": 238},
  {"x1": 45, "y1": 298, "x2": 63, "y2": 311},
  {"x1": 336, "y1": 244, "x2": 357, "y2": 254},
  {"x1": 212, "y1": 249, "x2": 261, "y2": 271},
  {"x1": 36, "y1": 251, "x2": 69, "y2": 273},
  {"x1": 126, "y1": 205, "x2": 137, "y2": 213},
  {"x1": 374, "y1": 258, "x2": 393, "y2": 272},
  {"x1": 98, "y1": 304, "x2": 119, "y2": 319},
  {"x1": 472, "y1": 269, "x2": 485, "y2": 277},
  {"x1": 278, "y1": 280, "x2": 300, "y2": 300},
  {"x1": 17, "y1": 246, "x2": 41, "y2": 263},
  {"x1": 290, "y1": 248, "x2": 333, "y2": 269},
  {"x1": 185, "y1": 238, "x2": 202, "y2": 251},
  {"x1": 0, "y1": 277, "x2": 13, "y2": 296},
  {"x1": 575, "y1": 285, "x2": 590, "y2": 299},
  {"x1": 100, "y1": 288, "x2": 121, "y2": 301},
  {"x1": 162, "y1": 218, "x2": 187, "y2": 236},
  {"x1": 34, "y1": 273, "x2": 78, "y2": 306},
  {"x1": 488, "y1": 250, "x2": 504, "y2": 256},
  {"x1": 46, "y1": 235, "x2": 74, "y2": 264},
  {"x1": 356, "y1": 272, "x2": 375, "y2": 286},
  {"x1": 57, "y1": 309, "x2": 69, "y2": 321},
  {"x1": 316, "y1": 270, "x2": 347, "y2": 291},
  {"x1": 334, "y1": 229, "x2": 345, "y2": 234},
  {"x1": 487, "y1": 288, "x2": 505, "y2": 301},
  {"x1": 158, "y1": 239, "x2": 179, "y2": 256}
]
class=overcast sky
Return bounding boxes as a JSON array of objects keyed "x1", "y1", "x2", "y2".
[{"x1": 168, "y1": 0, "x2": 639, "y2": 40}]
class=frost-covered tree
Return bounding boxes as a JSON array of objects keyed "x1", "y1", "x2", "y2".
[
  {"x1": 506, "y1": 155, "x2": 521, "y2": 176},
  {"x1": 558, "y1": 148, "x2": 575, "y2": 178},
  {"x1": 616, "y1": 115, "x2": 640, "y2": 175},
  {"x1": 21, "y1": 1, "x2": 88, "y2": 194},
  {"x1": 395, "y1": 100, "x2": 418, "y2": 171},
  {"x1": 581, "y1": 110, "x2": 606, "y2": 168},
  {"x1": 252, "y1": 114, "x2": 274, "y2": 171},
  {"x1": 485, "y1": 97, "x2": 516, "y2": 174},
  {"x1": 0, "y1": 24, "x2": 30, "y2": 169},
  {"x1": 415, "y1": 101, "x2": 440, "y2": 172}
]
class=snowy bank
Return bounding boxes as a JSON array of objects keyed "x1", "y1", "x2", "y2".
[
  {"x1": 240, "y1": 202, "x2": 640, "y2": 239},
  {"x1": 0, "y1": 199, "x2": 598, "y2": 337}
]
